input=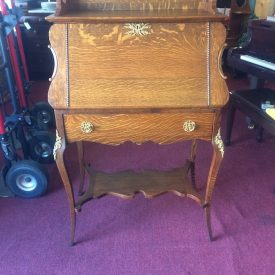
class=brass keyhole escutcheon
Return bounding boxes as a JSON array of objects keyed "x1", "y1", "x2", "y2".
[
  {"x1": 183, "y1": 120, "x2": 196, "y2": 132},
  {"x1": 80, "y1": 121, "x2": 94, "y2": 134}
]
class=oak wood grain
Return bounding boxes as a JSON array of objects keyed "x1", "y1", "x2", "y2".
[
  {"x1": 68, "y1": 23, "x2": 209, "y2": 109},
  {"x1": 75, "y1": 0, "x2": 216, "y2": 11},
  {"x1": 204, "y1": 111, "x2": 223, "y2": 240},
  {"x1": 63, "y1": 113, "x2": 214, "y2": 144},
  {"x1": 209, "y1": 22, "x2": 229, "y2": 107},
  {"x1": 75, "y1": 162, "x2": 202, "y2": 210},
  {"x1": 70, "y1": 78, "x2": 209, "y2": 109},
  {"x1": 48, "y1": 24, "x2": 68, "y2": 108},
  {"x1": 48, "y1": 9, "x2": 226, "y2": 23},
  {"x1": 54, "y1": 110, "x2": 76, "y2": 246},
  {"x1": 54, "y1": 0, "x2": 218, "y2": 16}
]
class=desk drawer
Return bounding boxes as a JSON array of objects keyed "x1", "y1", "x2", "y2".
[{"x1": 64, "y1": 113, "x2": 214, "y2": 144}]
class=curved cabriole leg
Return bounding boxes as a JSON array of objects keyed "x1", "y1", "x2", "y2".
[
  {"x1": 190, "y1": 139, "x2": 197, "y2": 189},
  {"x1": 54, "y1": 128, "x2": 76, "y2": 246},
  {"x1": 204, "y1": 128, "x2": 224, "y2": 241},
  {"x1": 77, "y1": 141, "x2": 85, "y2": 196}
]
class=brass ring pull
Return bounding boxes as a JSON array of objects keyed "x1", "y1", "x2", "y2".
[
  {"x1": 80, "y1": 121, "x2": 94, "y2": 134},
  {"x1": 183, "y1": 120, "x2": 196, "y2": 132},
  {"x1": 218, "y1": 43, "x2": 227, "y2": 80},
  {"x1": 48, "y1": 45, "x2": 58, "y2": 82}
]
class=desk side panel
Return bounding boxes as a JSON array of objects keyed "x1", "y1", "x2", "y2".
[
  {"x1": 48, "y1": 24, "x2": 68, "y2": 109},
  {"x1": 210, "y1": 22, "x2": 229, "y2": 107}
]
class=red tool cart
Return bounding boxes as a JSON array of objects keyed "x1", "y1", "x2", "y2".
[{"x1": 0, "y1": 0, "x2": 55, "y2": 198}]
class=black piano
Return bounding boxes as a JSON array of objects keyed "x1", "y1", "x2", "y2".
[
  {"x1": 227, "y1": 19, "x2": 275, "y2": 84},
  {"x1": 225, "y1": 19, "x2": 275, "y2": 145}
]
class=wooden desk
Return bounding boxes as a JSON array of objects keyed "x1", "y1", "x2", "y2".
[{"x1": 47, "y1": 0, "x2": 229, "y2": 245}]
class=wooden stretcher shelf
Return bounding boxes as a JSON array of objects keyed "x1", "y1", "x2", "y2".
[{"x1": 75, "y1": 160, "x2": 203, "y2": 212}]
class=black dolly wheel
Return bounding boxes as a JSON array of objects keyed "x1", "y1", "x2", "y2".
[
  {"x1": 30, "y1": 101, "x2": 55, "y2": 130},
  {"x1": 5, "y1": 160, "x2": 48, "y2": 198},
  {"x1": 28, "y1": 130, "x2": 55, "y2": 164}
]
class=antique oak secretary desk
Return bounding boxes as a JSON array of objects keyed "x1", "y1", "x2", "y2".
[{"x1": 47, "y1": 0, "x2": 228, "y2": 245}]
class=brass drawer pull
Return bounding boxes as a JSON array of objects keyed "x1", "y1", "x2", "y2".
[
  {"x1": 183, "y1": 120, "x2": 196, "y2": 132},
  {"x1": 80, "y1": 121, "x2": 94, "y2": 134}
]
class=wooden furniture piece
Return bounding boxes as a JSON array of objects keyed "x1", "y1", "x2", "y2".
[
  {"x1": 47, "y1": 0, "x2": 229, "y2": 245},
  {"x1": 223, "y1": 0, "x2": 251, "y2": 48},
  {"x1": 225, "y1": 88, "x2": 275, "y2": 145}
]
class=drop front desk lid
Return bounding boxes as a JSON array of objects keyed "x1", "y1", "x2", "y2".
[{"x1": 46, "y1": 2, "x2": 228, "y2": 110}]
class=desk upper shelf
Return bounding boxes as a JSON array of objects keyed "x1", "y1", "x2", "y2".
[{"x1": 53, "y1": 0, "x2": 218, "y2": 16}]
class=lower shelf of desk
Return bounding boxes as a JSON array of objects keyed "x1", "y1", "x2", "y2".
[{"x1": 75, "y1": 160, "x2": 203, "y2": 211}]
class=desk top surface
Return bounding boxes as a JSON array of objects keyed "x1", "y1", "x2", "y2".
[{"x1": 46, "y1": 9, "x2": 226, "y2": 23}]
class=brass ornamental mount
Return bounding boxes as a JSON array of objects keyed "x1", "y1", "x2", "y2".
[
  {"x1": 183, "y1": 120, "x2": 196, "y2": 132},
  {"x1": 80, "y1": 121, "x2": 94, "y2": 134},
  {"x1": 53, "y1": 130, "x2": 62, "y2": 160},
  {"x1": 124, "y1": 23, "x2": 152, "y2": 36},
  {"x1": 214, "y1": 128, "x2": 224, "y2": 157}
]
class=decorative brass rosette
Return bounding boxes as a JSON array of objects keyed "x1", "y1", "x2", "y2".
[
  {"x1": 183, "y1": 120, "x2": 196, "y2": 132},
  {"x1": 80, "y1": 121, "x2": 94, "y2": 134}
]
